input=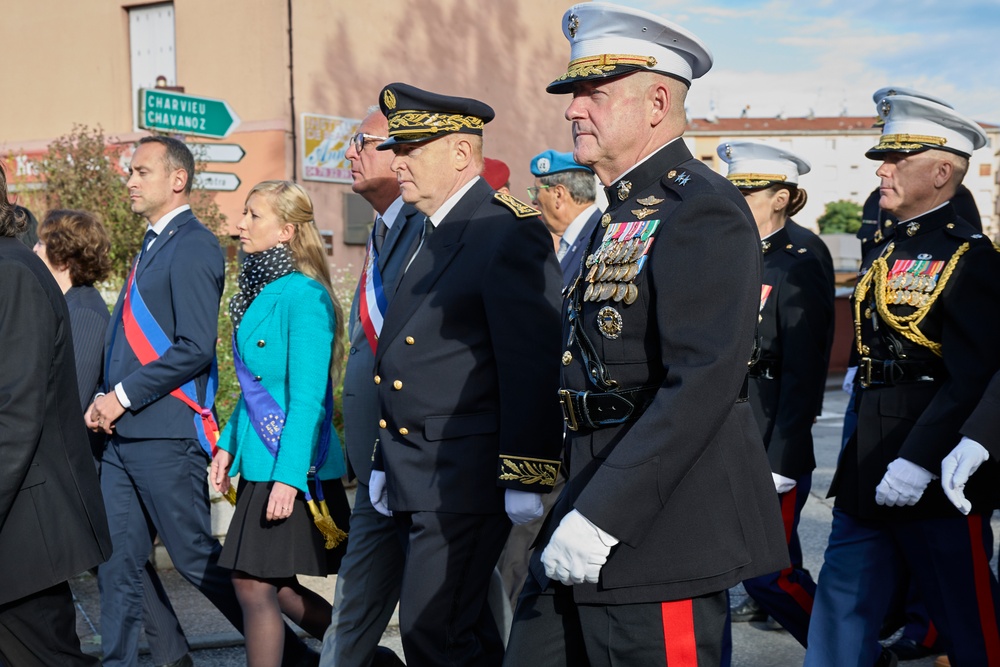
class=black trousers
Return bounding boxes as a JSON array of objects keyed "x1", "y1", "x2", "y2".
[
  {"x1": 0, "y1": 581, "x2": 98, "y2": 667},
  {"x1": 505, "y1": 578, "x2": 729, "y2": 667},
  {"x1": 395, "y1": 511, "x2": 511, "y2": 667}
]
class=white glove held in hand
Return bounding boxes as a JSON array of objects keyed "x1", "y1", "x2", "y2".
[
  {"x1": 541, "y1": 509, "x2": 619, "y2": 585},
  {"x1": 772, "y1": 473, "x2": 797, "y2": 494},
  {"x1": 369, "y1": 470, "x2": 391, "y2": 517},
  {"x1": 875, "y1": 458, "x2": 935, "y2": 507},
  {"x1": 941, "y1": 437, "x2": 990, "y2": 515},
  {"x1": 842, "y1": 366, "x2": 858, "y2": 394},
  {"x1": 505, "y1": 489, "x2": 544, "y2": 525}
]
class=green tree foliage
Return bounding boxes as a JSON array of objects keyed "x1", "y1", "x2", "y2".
[{"x1": 817, "y1": 199, "x2": 863, "y2": 234}]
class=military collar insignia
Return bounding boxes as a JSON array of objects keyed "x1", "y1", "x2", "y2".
[
  {"x1": 905, "y1": 221, "x2": 920, "y2": 237},
  {"x1": 761, "y1": 240, "x2": 771, "y2": 254},
  {"x1": 674, "y1": 171, "x2": 691, "y2": 186},
  {"x1": 616, "y1": 180, "x2": 632, "y2": 201},
  {"x1": 637, "y1": 195, "x2": 664, "y2": 206},
  {"x1": 631, "y1": 207, "x2": 657, "y2": 219}
]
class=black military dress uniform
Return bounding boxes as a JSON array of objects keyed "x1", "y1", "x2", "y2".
[
  {"x1": 510, "y1": 139, "x2": 789, "y2": 665},
  {"x1": 811, "y1": 203, "x2": 1000, "y2": 665},
  {"x1": 740, "y1": 227, "x2": 834, "y2": 645}
]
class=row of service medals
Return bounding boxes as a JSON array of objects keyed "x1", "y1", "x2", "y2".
[
  {"x1": 582, "y1": 219, "x2": 661, "y2": 304},
  {"x1": 885, "y1": 258, "x2": 944, "y2": 308}
]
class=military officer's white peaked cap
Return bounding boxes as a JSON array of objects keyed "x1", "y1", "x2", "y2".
[{"x1": 547, "y1": 2, "x2": 713, "y2": 94}]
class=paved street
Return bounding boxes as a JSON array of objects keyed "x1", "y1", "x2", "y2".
[{"x1": 71, "y1": 379, "x2": 997, "y2": 665}]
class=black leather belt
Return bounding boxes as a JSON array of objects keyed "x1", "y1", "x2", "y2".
[
  {"x1": 559, "y1": 377, "x2": 749, "y2": 432},
  {"x1": 858, "y1": 357, "x2": 943, "y2": 388},
  {"x1": 558, "y1": 386, "x2": 658, "y2": 432},
  {"x1": 748, "y1": 358, "x2": 780, "y2": 380}
]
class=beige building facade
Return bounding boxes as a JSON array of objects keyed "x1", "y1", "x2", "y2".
[{"x1": 1, "y1": 0, "x2": 576, "y2": 275}]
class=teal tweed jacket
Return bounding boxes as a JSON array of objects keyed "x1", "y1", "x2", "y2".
[{"x1": 218, "y1": 272, "x2": 345, "y2": 491}]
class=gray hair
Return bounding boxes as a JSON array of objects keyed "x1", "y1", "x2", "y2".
[{"x1": 539, "y1": 169, "x2": 596, "y2": 204}]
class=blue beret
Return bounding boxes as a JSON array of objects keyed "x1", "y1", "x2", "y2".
[{"x1": 530, "y1": 150, "x2": 592, "y2": 177}]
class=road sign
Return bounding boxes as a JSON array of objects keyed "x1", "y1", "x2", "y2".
[
  {"x1": 195, "y1": 172, "x2": 241, "y2": 192},
  {"x1": 188, "y1": 143, "x2": 246, "y2": 163},
  {"x1": 138, "y1": 89, "x2": 240, "y2": 139}
]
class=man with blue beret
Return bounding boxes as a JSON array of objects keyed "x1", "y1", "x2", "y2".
[
  {"x1": 805, "y1": 92, "x2": 1000, "y2": 667},
  {"x1": 527, "y1": 150, "x2": 602, "y2": 289},
  {"x1": 367, "y1": 82, "x2": 564, "y2": 667},
  {"x1": 503, "y1": 3, "x2": 789, "y2": 665}
]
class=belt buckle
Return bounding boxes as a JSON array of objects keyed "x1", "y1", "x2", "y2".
[
  {"x1": 859, "y1": 357, "x2": 873, "y2": 388},
  {"x1": 558, "y1": 389, "x2": 579, "y2": 432}
]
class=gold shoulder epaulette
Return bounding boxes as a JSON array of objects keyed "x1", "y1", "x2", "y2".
[{"x1": 493, "y1": 192, "x2": 540, "y2": 219}]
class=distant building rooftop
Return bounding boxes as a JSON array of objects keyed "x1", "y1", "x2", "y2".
[{"x1": 685, "y1": 116, "x2": 996, "y2": 135}]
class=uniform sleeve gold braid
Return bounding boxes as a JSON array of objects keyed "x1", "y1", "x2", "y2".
[
  {"x1": 868, "y1": 242, "x2": 971, "y2": 357},
  {"x1": 388, "y1": 112, "x2": 484, "y2": 136},
  {"x1": 499, "y1": 457, "x2": 559, "y2": 487}
]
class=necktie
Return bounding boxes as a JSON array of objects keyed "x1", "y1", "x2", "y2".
[
  {"x1": 139, "y1": 229, "x2": 157, "y2": 260},
  {"x1": 557, "y1": 238, "x2": 570, "y2": 261},
  {"x1": 404, "y1": 218, "x2": 434, "y2": 273},
  {"x1": 373, "y1": 216, "x2": 388, "y2": 255}
]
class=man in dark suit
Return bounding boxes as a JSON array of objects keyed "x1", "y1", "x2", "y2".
[
  {"x1": 805, "y1": 93, "x2": 1000, "y2": 667},
  {"x1": 0, "y1": 169, "x2": 112, "y2": 666},
  {"x1": 503, "y1": 5, "x2": 789, "y2": 665},
  {"x1": 320, "y1": 108, "x2": 422, "y2": 667},
  {"x1": 366, "y1": 82, "x2": 564, "y2": 667},
  {"x1": 527, "y1": 149, "x2": 602, "y2": 289},
  {"x1": 86, "y1": 136, "x2": 308, "y2": 667}
]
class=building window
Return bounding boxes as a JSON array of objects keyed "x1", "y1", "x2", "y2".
[
  {"x1": 980, "y1": 163, "x2": 991, "y2": 177},
  {"x1": 129, "y1": 3, "x2": 177, "y2": 131},
  {"x1": 343, "y1": 192, "x2": 374, "y2": 245},
  {"x1": 320, "y1": 230, "x2": 335, "y2": 256}
]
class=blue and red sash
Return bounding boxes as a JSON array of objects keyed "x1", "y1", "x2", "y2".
[
  {"x1": 119, "y1": 257, "x2": 220, "y2": 458},
  {"x1": 231, "y1": 336, "x2": 346, "y2": 548},
  {"x1": 358, "y1": 227, "x2": 388, "y2": 351}
]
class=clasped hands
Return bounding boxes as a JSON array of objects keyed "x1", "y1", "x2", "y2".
[{"x1": 85, "y1": 392, "x2": 126, "y2": 435}]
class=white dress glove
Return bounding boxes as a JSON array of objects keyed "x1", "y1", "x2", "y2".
[
  {"x1": 772, "y1": 473, "x2": 797, "y2": 494},
  {"x1": 875, "y1": 458, "x2": 935, "y2": 507},
  {"x1": 369, "y1": 469, "x2": 392, "y2": 517},
  {"x1": 941, "y1": 437, "x2": 990, "y2": 515},
  {"x1": 505, "y1": 489, "x2": 544, "y2": 525},
  {"x1": 842, "y1": 366, "x2": 858, "y2": 394},
  {"x1": 541, "y1": 509, "x2": 619, "y2": 585}
]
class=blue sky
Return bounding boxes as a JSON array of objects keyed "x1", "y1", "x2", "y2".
[{"x1": 620, "y1": 0, "x2": 1000, "y2": 123}]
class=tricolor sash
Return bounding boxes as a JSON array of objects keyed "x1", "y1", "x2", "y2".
[
  {"x1": 358, "y1": 227, "x2": 388, "y2": 351},
  {"x1": 117, "y1": 257, "x2": 220, "y2": 458},
  {"x1": 231, "y1": 335, "x2": 346, "y2": 548}
]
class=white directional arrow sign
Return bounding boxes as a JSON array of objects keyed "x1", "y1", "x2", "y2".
[
  {"x1": 195, "y1": 172, "x2": 242, "y2": 192},
  {"x1": 189, "y1": 143, "x2": 246, "y2": 163}
]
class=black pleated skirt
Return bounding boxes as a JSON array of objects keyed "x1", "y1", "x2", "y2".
[{"x1": 218, "y1": 476, "x2": 350, "y2": 578}]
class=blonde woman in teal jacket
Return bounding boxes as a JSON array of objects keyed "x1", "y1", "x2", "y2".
[{"x1": 211, "y1": 180, "x2": 348, "y2": 667}]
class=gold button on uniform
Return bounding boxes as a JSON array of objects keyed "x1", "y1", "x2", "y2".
[
  {"x1": 379, "y1": 419, "x2": 387, "y2": 428},
  {"x1": 257, "y1": 340, "x2": 266, "y2": 348},
  {"x1": 405, "y1": 336, "x2": 415, "y2": 345},
  {"x1": 399, "y1": 427, "x2": 409, "y2": 436},
  {"x1": 374, "y1": 375, "x2": 381, "y2": 384},
  {"x1": 393, "y1": 380, "x2": 403, "y2": 390}
]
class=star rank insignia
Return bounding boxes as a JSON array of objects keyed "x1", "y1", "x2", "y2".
[{"x1": 674, "y1": 172, "x2": 691, "y2": 186}]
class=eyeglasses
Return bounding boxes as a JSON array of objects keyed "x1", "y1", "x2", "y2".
[
  {"x1": 526, "y1": 184, "x2": 551, "y2": 199},
  {"x1": 351, "y1": 133, "x2": 389, "y2": 154}
]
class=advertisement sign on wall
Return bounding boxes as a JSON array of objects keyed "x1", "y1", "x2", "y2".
[{"x1": 301, "y1": 113, "x2": 360, "y2": 183}]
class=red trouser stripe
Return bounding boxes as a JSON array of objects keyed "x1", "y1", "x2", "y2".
[
  {"x1": 774, "y1": 487, "x2": 814, "y2": 613},
  {"x1": 920, "y1": 621, "x2": 938, "y2": 649},
  {"x1": 661, "y1": 599, "x2": 698, "y2": 666},
  {"x1": 968, "y1": 514, "x2": 1000, "y2": 665}
]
